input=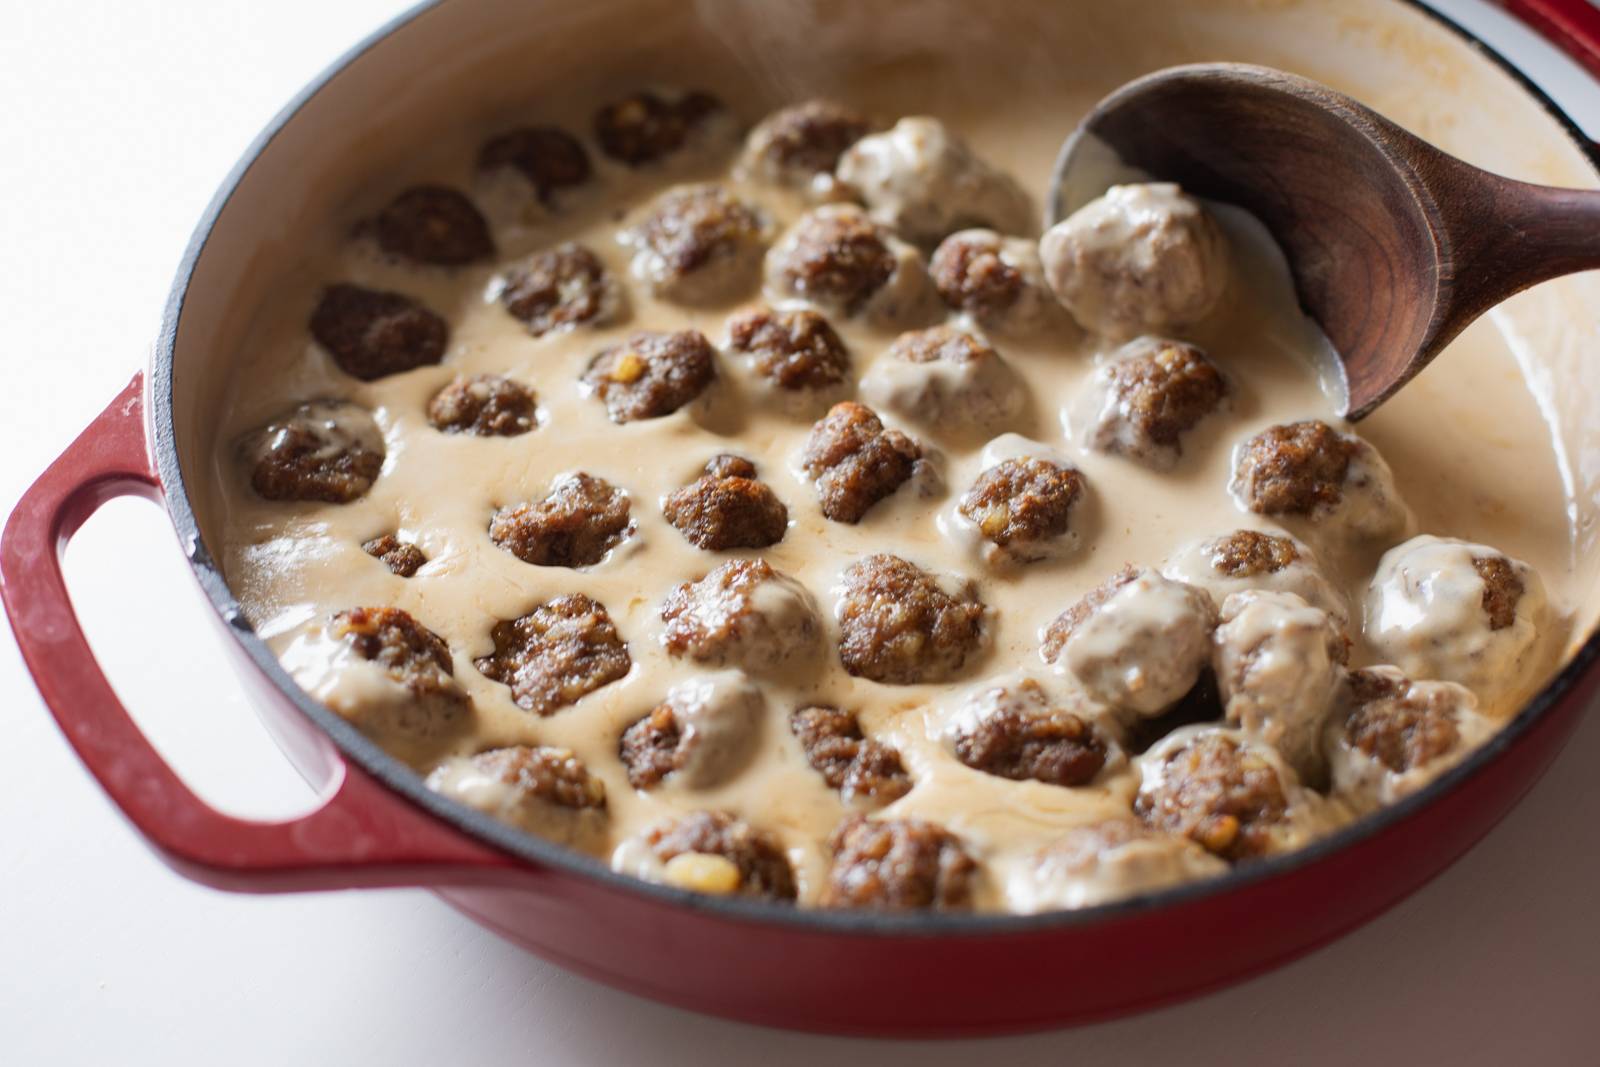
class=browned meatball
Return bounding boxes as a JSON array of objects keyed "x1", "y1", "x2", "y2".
[
  {"x1": 1082, "y1": 338, "x2": 1227, "y2": 466},
  {"x1": 951, "y1": 681, "x2": 1109, "y2": 787},
  {"x1": 1210, "y1": 528, "x2": 1300, "y2": 577},
  {"x1": 1039, "y1": 565, "x2": 1141, "y2": 663},
  {"x1": 499, "y1": 243, "x2": 622, "y2": 337},
  {"x1": 799, "y1": 402, "x2": 925, "y2": 523},
  {"x1": 427, "y1": 374, "x2": 537, "y2": 437},
  {"x1": 625, "y1": 183, "x2": 767, "y2": 304},
  {"x1": 619, "y1": 672, "x2": 765, "y2": 791},
  {"x1": 476, "y1": 126, "x2": 591, "y2": 201},
  {"x1": 489, "y1": 472, "x2": 632, "y2": 568},
  {"x1": 1233, "y1": 420, "x2": 1356, "y2": 516},
  {"x1": 583, "y1": 329, "x2": 717, "y2": 423},
  {"x1": 767, "y1": 206, "x2": 897, "y2": 313},
  {"x1": 790, "y1": 705, "x2": 911, "y2": 805},
  {"x1": 725, "y1": 306, "x2": 850, "y2": 393},
  {"x1": 959, "y1": 457, "x2": 1084, "y2": 560},
  {"x1": 646, "y1": 810, "x2": 797, "y2": 901},
  {"x1": 463, "y1": 744, "x2": 607, "y2": 811},
  {"x1": 331, "y1": 606, "x2": 461, "y2": 705},
  {"x1": 822, "y1": 816, "x2": 977, "y2": 910},
  {"x1": 246, "y1": 400, "x2": 385, "y2": 504},
  {"x1": 741, "y1": 99, "x2": 872, "y2": 185},
  {"x1": 931, "y1": 230, "x2": 1026, "y2": 320},
  {"x1": 662, "y1": 456, "x2": 788, "y2": 551},
  {"x1": 373, "y1": 185, "x2": 494, "y2": 266},
  {"x1": 474, "y1": 594, "x2": 631, "y2": 715},
  {"x1": 362, "y1": 533, "x2": 426, "y2": 577},
  {"x1": 308, "y1": 284, "x2": 448, "y2": 381},
  {"x1": 660, "y1": 557, "x2": 820, "y2": 672},
  {"x1": 619, "y1": 703, "x2": 686, "y2": 790},
  {"x1": 1135, "y1": 729, "x2": 1292, "y2": 861},
  {"x1": 1343, "y1": 669, "x2": 1465, "y2": 774},
  {"x1": 1474, "y1": 556, "x2": 1526, "y2": 631},
  {"x1": 835, "y1": 554, "x2": 987, "y2": 684},
  {"x1": 592, "y1": 89, "x2": 723, "y2": 166}
]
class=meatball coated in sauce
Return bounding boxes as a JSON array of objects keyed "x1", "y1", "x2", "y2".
[
  {"x1": 362, "y1": 533, "x2": 426, "y2": 577},
  {"x1": 662, "y1": 455, "x2": 788, "y2": 550},
  {"x1": 836, "y1": 117, "x2": 1034, "y2": 246},
  {"x1": 823, "y1": 815, "x2": 978, "y2": 910},
  {"x1": 373, "y1": 185, "x2": 494, "y2": 266},
  {"x1": 618, "y1": 671, "x2": 765, "y2": 790},
  {"x1": 764, "y1": 204, "x2": 938, "y2": 327},
  {"x1": 474, "y1": 594, "x2": 630, "y2": 716},
  {"x1": 946, "y1": 676, "x2": 1115, "y2": 788},
  {"x1": 622, "y1": 183, "x2": 769, "y2": 306},
  {"x1": 499, "y1": 243, "x2": 624, "y2": 337},
  {"x1": 931, "y1": 228, "x2": 1064, "y2": 335},
  {"x1": 859, "y1": 325, "x2": 1025, "y2": 433},
  {"x1": 799, "y1": 401, "x2": 929, "y2": 524},
  {"x1": 790, "y1": 705, "x2": 911, "y2": 806},
  {"x1": 244, "y1": 400, "x2": 385, "y2": 504},
  {"x1": 309, "y1": 284, "x2": 448, "y2": 382},
  {"x1": 1230, "y1": 420, "x2": 1408, "y2": 545},
  {"x1": 427, "y1": 374, "x2": 537, "y2": 437},
  {"x1": 834, "y1": 554, "x2": 987, "y2": 685},
  {"x1": 490, "y1": 472, "x2": 632, "y2": 568},
  {"x1": 1161, "y1": 529, "x2": 1349, "y2": 626},
  {"x1": 1041, "y1": 183, "x2": 1229, "y2": 338},
  {"x1": 1365, "y1": 536, "x2": 1548, "y2": 713},
  {"x1": 740, "y1": 99, "x2": 873, "y2": 192},
  {"x1": 592, "y1": 89, "x2": 725, "y2": 167},
  {"x1": 426, "y1": 744, "x2": 607, "y2": 848},
  {"x1": 660, "y1": 558, "x2": 820, "y2": 673},
  {"x1": 583, "y1": 329, "x2": 717, "y2": 423},
  {"x1": 640, "y1": 810, "x2": 797, "y2": 901},
  {"x1": 1013, "y1": 818, "x2": 1227, "y2": 912},
  {"x1": 1076, "y1": 336, "x2": 1228, "y2": 469},
  {"x1": 476, "y1": 126, "x2": 591, "y2": 202},
  {"x1": 724, "y1": 306, "x2": 851, "y2": 406},
  {"x1": 958, "y1": 456, "x2": 1085, "y2": 565},
  {"x1": 1326, "y1": 666, "x2": 1493, "y2": 807}
]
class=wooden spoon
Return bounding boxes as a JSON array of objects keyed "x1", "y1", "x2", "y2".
[{"x1": 1047, "y1": 63, "x2": 1600, "y2": 419}]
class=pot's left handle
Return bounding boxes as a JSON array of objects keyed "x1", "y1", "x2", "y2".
[{"x1": 1, "y1": 373, "x2": 520, "y2": 892}]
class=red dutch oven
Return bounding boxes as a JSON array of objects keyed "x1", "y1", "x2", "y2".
[{"x1": 6, "y1": 0, "x2": 1600, "y2": 1037}]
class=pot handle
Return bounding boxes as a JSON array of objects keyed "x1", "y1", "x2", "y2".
[
  {"x1": 1499, "y1": 0, "x2": 1600, "y2": 84},
  {"x1": 1, "y1": 373, "x2": 521, "y2": 892}
]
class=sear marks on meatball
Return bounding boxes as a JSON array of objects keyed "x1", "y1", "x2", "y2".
[
  {"x1": 332, "y1": 606, "x2": 461, "y2": 703},
  {"x1": 1083, "y1": 337, "x2": 1227, "y2": 466},
  {"x1": 583, "y1": 329, "x2": 717, "y2": 423},
  {"x1": 246, "y1": 400, "x2": 385, "y2": 504},
  {"x1": 373, "y1": 185, "x2": 494, "y2": 266},
  {"x1": 646, "y1": 810, "x2": 797, "y2": 901},
  {"x1": 499, "y1": 242, "x2": 622, "y2": 337},
  {"x1": 619, "y1": 703, "x2": 686, "y2": 789},
  {"x1": 362, "y1": 533, "x2": 427, "y2": 577},
  {"x1": 427, "y1": 374, "x2": 537, "y2": 436},
  {"x1": 662, "y1": 456, "x2": 788, "y2": 550},
  {"x1": 1343, "y1": 669, "x2": 1465, "y2": 774},
  {"x1": 768, "y1": 205, "x2": 898, "y2": 314},
  {"x1": 790, "y1": 705, "x2": 912, "y2": 805},
  {"x1": 490, "y1": 472, "x2": 632, "y2": 568},
  {"x1": 800, "y1": 402, "x2": 924, "y2": 523},
  {"x1": 625, "y1": 183, "x2": 768, "y2": 304},
  {"x1": 1473, "y1": 556, "x2": 1525, "y2": 631},
  {"x1": 308, "y1": 284, "x2": 449, "y2": 382},
  {"x1": 1039, "y1": 565, "x2": 1141, "y2": 663},
  {"x1": 465, "y1": 744, "x2": 607, "y2": 811},
  {"x1": 835, "y1": 554, "x2": 987, "y2": 684},
  {"x1": 932, "y1": 230, "x2": 1025, "y2": 318},
  {"x1": 1210, "y1": 528, "x2": 1300, "y2": 577},
  {"x1": 1135, "y1": 730, "x2": 1291, "y2": 861},
  {"x1": 1233, "y1": 420, "x2": 1356, "y2": 516},
  {"x1": 474, "y1": 594, "x2": 631, "y2": 715},
  {"x1": 823, "y1": 815, "x2": 977, "y2": 910},
  {"x1": 952, "y1": 679, "x2": 1109, "y2": 787},
  {"x1": 959, "y1": 457, "x2": 1084, "y2": 558},
  {"x1": 476, "y1": 126, "x2": 591, "y2": 202},
  {"x1": 887, "y1": 324, "x2": 985, "y2": 365},
  {"x1": 659, "y1": 558, "x2": 818, "y2": 671},
  {"x1": 725, "y1": 306, "x2": 851, "y2": 393},
  {"x1": 592, "y1": 89, "x2": 723, "y2": 167},
  {"x1": 742, "y1": 99, "x2": 873, "y2": 186}
]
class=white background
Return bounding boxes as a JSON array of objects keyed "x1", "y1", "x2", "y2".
[{"x1": 3, "y1": 2, "x2": 1598, "y2": 1063}]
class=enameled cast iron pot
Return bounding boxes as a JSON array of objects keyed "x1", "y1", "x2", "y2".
[{"x1": 7, "y1": 0, "x2": 1600, "y2": 1037}]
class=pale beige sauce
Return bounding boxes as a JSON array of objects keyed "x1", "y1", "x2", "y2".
[{"x1": 208, "y1": 87, "x2": 1576, "y2": 913}]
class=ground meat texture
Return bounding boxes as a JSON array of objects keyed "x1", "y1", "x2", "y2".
[
  {"x1": 1040, "y1": 566, "x2": 1141, "y2": 662},
  {"x1": 933, "y1": 230, "x2": 1024, "y2": 313},
  {"x1": 625, "y1": 183, "x2": 768, "y2": 304},
  {"x1": 332, "y1": 606, "x2": 460, "y2": 702},
  {"x1": 861, "y1": 325, "x2": 1024, "y2": 430},
  {"x1": 1211, "y1": 529, "x2": 1299, "y2": 577},
  {"x1": 489, "y1": 472, "x2": 632, "y2": 568},
  {"x1": 799, "y1": 402, "x2": 923, "y2": 523},
  {"x1": 245, "y1": 400, "x2": 385, "y2": 504},
  {"x1": 476, "y1": 126, "x2": 591, "y2": 201},
  {"x1": 1233, "y1": 421, "x2": 1356, "y2": 516},
  {"x1": 499, "y1": 243, "x2": 622, "y2": 337},
  {"x1": 373, "y1": 185, "x2": 494, "y2": 266},
  {"x1": 659, "y1": 558, "x2": 819, "y2": 672},
  {"x1": 1081, "y1": 337, "x2": 1227, "y2": 466},
  {"x1": 425, "y1": 745, "x2": 607, "y2": 848},
  {"x1": 725, "y1": 306, "x2": 850, "y2": 392},
  {"x1": 959, "y1": 457, "x2": 1084, "y2": 557},
  {"x1": 592, "y1": 89, "x2": 723, "y2": 166},
  {"x1": 1135, "y1": 729, "x2": 1292, "y2": 861},
  {"x1": 835, "y1": 554, "x2": 987, "y2": 684},
  {"x1": 1343, "y1": 669, "x2": 1463, "y2": 774},
  {"x1": 662, "y1": 459, "x2": 788, "y2": 550},
  {"x1": 583, "y1": 329, "x2": 717, "y2": 423},
  {"x1": 741, "y1": 99, "x2": 872, "y2": 185},
  {"x1": 1474, "y1": 556, "x2": 1525, "y2": 631},
  {"x1": 474, "y1": 594, "x2": 631, "y2": 716},
  {"x1": 951, "y1": 682, "x2": 1109, "y2": 787},
  {"x1": 308, "y1": 284, "x2": 449, "y2": 381},
  {"x1": 362, "y1": 534, "x2": 426, "y2": 577},
  {"x1": 427, "y1": 374, "x2": 537, "y2": 436},
  {"x1": 767, "y1": 205, "x2": 897, "y2": 313},
  {"x1": 823, "y1": 816, "x2": 977, "y2": 910},
  {"x1": 619, "y1": 703, "x2": 685, "y2": 789},
  {"x1": 646, "y1": 811, "x2": 797, "y2": 901},
  {"x1": 468, "y1": 744, "x2": 606, "y2": 810},
  {"x1": 619, "y1": 672, "x2": 766, "y2": 790},
  {"x1": 790, "y1": 705, "x2": 911, "y2": 805}
]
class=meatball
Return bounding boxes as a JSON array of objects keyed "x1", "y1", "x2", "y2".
[
  {"x1": 660, "y1": 558, "x2": 820, "y2": 673},
  {"x1": 835, "y1": 117, "x2": 1034, "y2": 246},
  {"x1": 1042, "y1": 567, "x2": 1216, "y2": 720},
  {"x1": 1229, "y1": 420, "x2": 1408, "y2": 544},
  {"x1": 945, "y1": 676, "x2": 1116, "y2": 788},
  {"x1": 740, "y1": 99, "x2": 872, "y2": 192},
  {"x1": 427, "y1": 374, "x2": 537, "y2": 437},
  {"x1": 822, "y1": 815, "x2": 978, "y2": 910},
  {"x1": 930, "y1": 228, "x2": 1064, "y2": 334},
  {"x1": 582, "y1": 329, "x2": 717, "y2": 423},
  {"x1": 835, "y1": 554, "x2": 987, "y2": 684},
  {"x1": 362, "y1": 533, "x2": 426, "y2": 577},
  {"x1": 662, "y1": 455, "x2": 789, "y2": 551},
  {"x1": 1365, "y1": 536, "x2": 1548, "y2": 713},
  {"x1": 499, "y1": 243, "x2": 624, "y2": 337},
  {"x1": 622, "y1": 183, "x2": 769, "y2": 305},
  {"x1": 243, "y1": 399, "x2": 384, "y2": 504},
  {"x1": 957, "y1": 455, "x2": 1086, "y2": 565},
  {"x1": 476, "y1": 126, "x2": 591, "y2": 202},
  {"x1": 1011, "y1": 818, "x2": 1228, "y2": 912},
  {"x1": 1161, "y1": 529, "x2": 1349, "y2": 626},
  {"x1": 425, "y1": 744, "x2": 607, "y2": 848},
  {"x1": 859, "y1": 325, "x2": 1024, "y2": 432},
  {"x1": 799, "y1": 401, "x2": 928, "y2": 524},
  {"x1": 789, "y1": 705, "x2": 912, "y2": 805},
  {"x1": 592, "y1": 89, "x2": 725, "y2": 167},
  {"x1": 1075, "y1": 336, "x2": 1228, "y2": 468},
  {"x1": 724, "y1": 306, "x2": 851, "y2": 410},
  {"x1": 1214, "y1": 590, "x2": 1347, "y2": 782},
  {"x1": 618, "y1": 671, "x2": 765, "y2": 790},
  {"x1": 1041, "y1": 183, "x2": 1229, "y2": 338},
  {"x1": 308, "y1": 284, "x2": 448, "y2": 381},
  {"x1": 1134, "y1": 726, "x2": 1313, "y2": 861},
  {"x1": 631, "y1": 810, "x2": 797, "y2": 901},
  {"x1": 474, "y1": 593, "x2": 631, "y2": 716},
  {"x1": 764, "y1": 204, "x2": 938, "y2": 327},
  {"x1": 489, "y1": 472, "x2": 632, "y2": 568},
  {"x1": 373, "y1": 185, "x2": 494, "y2": 266}
]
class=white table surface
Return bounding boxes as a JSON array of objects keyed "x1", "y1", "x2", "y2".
[{"x1": 3, "y1": 2, "x2": 1598, "y2": 1063}]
